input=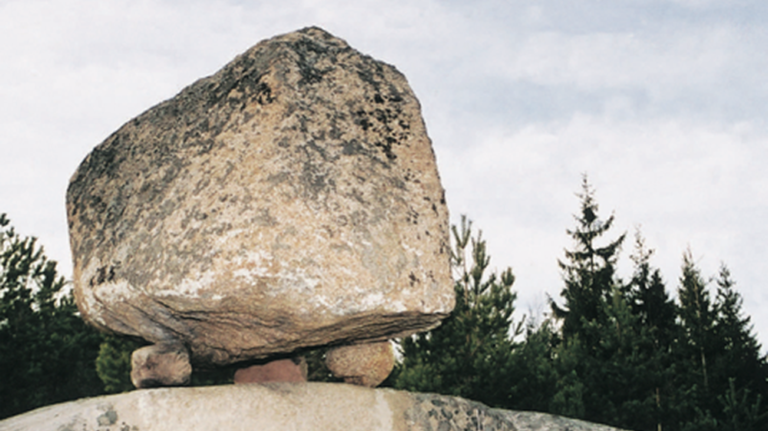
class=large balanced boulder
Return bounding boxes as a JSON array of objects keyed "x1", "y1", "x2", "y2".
[
  {"x1": 66, "y1": 27, "x2": 453, "y2": 366},
  {"x1": 0, "y1": 384, "x2": 631, "y2": 431}
]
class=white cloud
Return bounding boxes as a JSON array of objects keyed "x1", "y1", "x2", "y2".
[{"x1": 439, "y1": 111, "x2": 768, "y2": 341}]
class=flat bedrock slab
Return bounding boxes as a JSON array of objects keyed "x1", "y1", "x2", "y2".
[
  {"x1": 0, "y1": 384, "x2": 632, "y2": 431},
  {"x1": 66, "y1": 26, "x2": 453, "y2": 365}
]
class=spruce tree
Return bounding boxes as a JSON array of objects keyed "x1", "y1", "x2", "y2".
[
  {"x1": 712, "y1": 265, "x2": 767, "y2": 395},
  {"x1": 626, "y1": 230, "x2": 678, "y2": 430},
  {"x1": 674, "y1": 249, "x2": 723, "y2": 430},
  {"x1": 674, "y1": 254, "x2": 768, "y2": 430},
  {"x1": 709, "y1": 265, "x2": 768, "y2": 430},
  {"x1": 550, "y1": 176, "x2": 634, "y2": 427},
  {"x1": 552, "y1": 175, "x2": 626, "y2": 343},
  {"x1": 677, "y1": 249, "x2": 716, "y2": 395}
]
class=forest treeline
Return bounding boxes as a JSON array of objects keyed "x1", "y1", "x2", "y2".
[
  {"x1": 393, "y1": 177, "x2": 768, "y2": 431},
  {"x1": 2, "y1": 177, "x2": 767, "y2": 431}
]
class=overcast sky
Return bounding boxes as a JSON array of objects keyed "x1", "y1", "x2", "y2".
[{"x1": 1, "y1": 0, "x2": 767, "y2": 350}]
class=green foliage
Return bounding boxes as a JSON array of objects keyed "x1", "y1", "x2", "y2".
[
  {"x1": 672, "y1": 259, "x2": 768, "y2": 430},
  {"x1": 305, "y1": 346, "x2": 342, "y2": 383},
  {"x1": 718, "y1": 378, "x2": 766, "y2": 431},
  {"x1": 395, "y1": 215, "x2": 521, "y2": 407},
  {"x1": 624, "y1": 231, "x2": 679, "y2": 430},
  {"x1": 0, "y1": 213, "x2": 104, "y2": 419},
  {"x1": 505, "y1": 319, "x2": 558, "y2": 412},
  {"x1": 190, "y1": 365, "x2": 235, "y2": 386},
  {"x1": 392, "y1": 183, "x2": 768, "y2": 431},
  {"x1": 552, "y1": 175, "x2": 626, "y2": 342},
  {"x1": 95, "y1": 334, "x2": 145, "y2": 393},
  {"x1": 545, "y1": 178, "x2": 768, "y2": 431},
  {"x1": 677, "y1": 248, "x2": 716, "y2": 395},
  {"x1": 96, "y1": 334, "x2": 236, "y2": 390}
]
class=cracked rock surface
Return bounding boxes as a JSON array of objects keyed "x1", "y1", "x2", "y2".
[{"x1": 66, "y1": 27, "x2": 453, "y2": 366}]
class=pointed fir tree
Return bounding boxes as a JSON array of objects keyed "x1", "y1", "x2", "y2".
[
  {"x1": 627, "y1": 230, "x2": 677, "y2": 347},
  {"x1": 552, "y1": 175, "x2": 626, "y2": 345},
  {"x1": 674, "y1": 256, "x2": 768, "y2": 430},
  {"x1": 549, "y1": 176, "x2": 647, "y2": 428},
  {"x1": 674, "y1": 248, "x2": 723, "y2": 429},
  {"x1": 677, "y1": 249, "x2": 716, "y2": 394},
  {"x1": 709, "y1": 265, "x2": 768, "y2": 430},
  {"x1": 394, "y1": 215, "x2": 521, "y2": 408},
  {"x1": 712, "y1": 265, "x2": 768, "y2": 394},
  {"x1": 623, "y1": 230, "x2": 679, "y2": 431}
]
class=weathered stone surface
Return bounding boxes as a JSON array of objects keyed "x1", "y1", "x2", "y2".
[
  {"x1": 66, "y1": 26, "x2": 453, "y2": 365},
  {"x1": 131, "y1": 342, "x2": 192, "y2": 388},
  {"x1": 233, "y1": 357, "x2": 307, "y2": 384},
  {"x1": 326, "y1": 342, "x2": 395, "y2": 387},
  {"x1": 0, "y1": 384, "x2": 632, "y2": 431}
]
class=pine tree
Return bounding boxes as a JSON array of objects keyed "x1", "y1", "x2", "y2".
[
  {"x1": 95, "y1": 334, "x2": 145, "y2": 393},
  {"x1": 394, "y1": 215, "x2": 521, "y2": 408},
  {"x1": 506, "y1": 318, "x2": 558, "y2": 412},
  {"x1": 0, "y1": 213, "x2": 104, "y2": 419}
]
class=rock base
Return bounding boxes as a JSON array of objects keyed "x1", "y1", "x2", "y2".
[{"x1": 1, "y1": 383, "x2": 629, "y2": 431}]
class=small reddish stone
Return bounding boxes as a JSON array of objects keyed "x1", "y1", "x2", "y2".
[{"x1": 234, "y1": 357, "x2": 308, "y2": 384}]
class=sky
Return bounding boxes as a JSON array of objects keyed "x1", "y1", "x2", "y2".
[{"x1": 1, "y1": 0, "x2": 767, "y2": 350}]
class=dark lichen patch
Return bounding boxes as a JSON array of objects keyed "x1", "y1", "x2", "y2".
[
  {"x1": 120, "y1": 422, "x2": 139, "y2": 431},
  {"x1": 341, "y1": 139, "x2": 367, "y2": 156},
  {"x1": 287, "y1": 29, "x2": 351, "y2": 87},
  {"x1": 96, "y1": 408, "x2": 118, "y2": 426},
  {"x1": 252, "y1": 208, "x2": 278, "y2": 227},
  {"x1": 354, "y1": 109, "x2": 372, "y2": 131},
  {"x1": 375, "y1": 139, "x2": 397, "y2": 161},
  {"x1": 254, "y1": 81, "x2": 275, "y2": 105},
  {"x1": 90, "y1": 263, "x2": 119, "y2": 287},
  {"x1": 407, "y1": 393, "x2": 518, "y2": 431},
  {"x1": 406, "y1": 207, "x2": 420, "y2": 225},
  {"x1": 350, "y1": 100, "x2": 410, "y2": 162}
]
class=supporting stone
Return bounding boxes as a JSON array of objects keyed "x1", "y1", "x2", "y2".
[
  {"x1": 130, "y1": 342, "x2": 192, "y2": 389},
  {"x1": 325, "y1": 341, "x2": 395, "y2": 387},
  {"x1": 233, "y1": 357, "x2": 308, "y2": 384}
]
